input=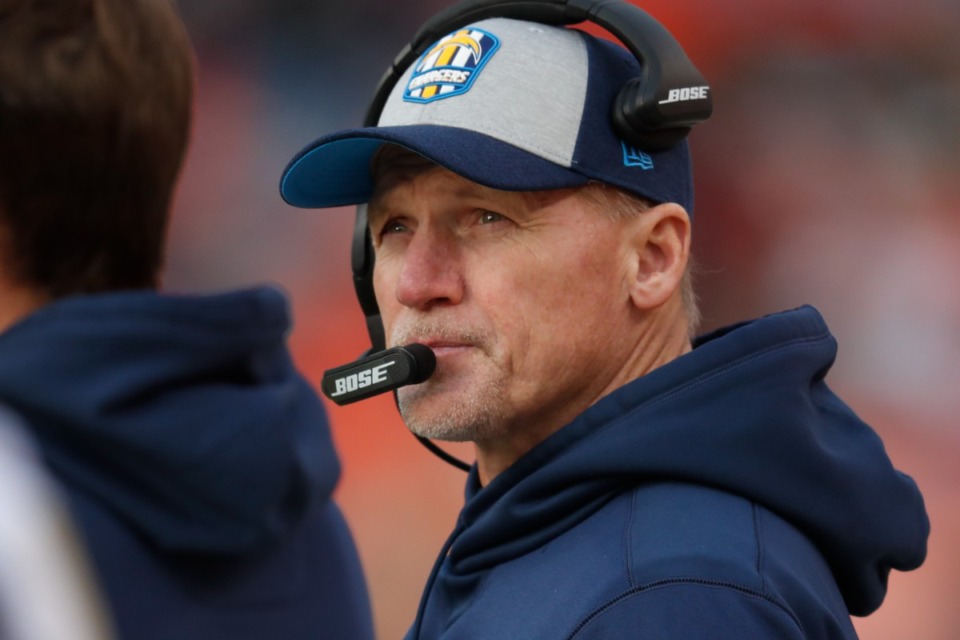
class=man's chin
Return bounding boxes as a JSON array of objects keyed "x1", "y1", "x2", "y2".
[
  {"x1": 396, "y1": 364, "x2": 507, "y2": 440},
  {"x1": 397, "y1": 387, "x2": 458, "y2": 440},
  {"x1": 401, "y1": 408, "x2": 476, "y2": 443},
  {"x1": 397, "y1": 385, "x2": 495, "y2": 443}
]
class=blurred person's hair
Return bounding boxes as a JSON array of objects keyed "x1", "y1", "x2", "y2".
[
  {"x1": 0, "y1": 0, "x2": 194, "y2": 297},
  {"x1": 578, "y1": 182, "x2": 702, "y2": 336}
]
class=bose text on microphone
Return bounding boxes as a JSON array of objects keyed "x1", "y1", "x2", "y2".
[{"x1": 321, "y1": 344, "x2": 437, "y2": 406}]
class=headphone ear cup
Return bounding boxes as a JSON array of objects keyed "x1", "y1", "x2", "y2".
[{"x1": 611, "y1": 78, "x2": 692, "y2": 152}]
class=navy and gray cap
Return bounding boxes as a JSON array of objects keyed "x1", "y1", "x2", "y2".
[{"x1": 280, "y1": 17, "x2": 694, "y2": 213}]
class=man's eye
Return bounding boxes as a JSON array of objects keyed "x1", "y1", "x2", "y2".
[
  {"x1": 478, "y1": 210, "x2": 505, "y2": 224},
  {"x1": 380, "y1": 220, "x2": 408, "y2": 235}
]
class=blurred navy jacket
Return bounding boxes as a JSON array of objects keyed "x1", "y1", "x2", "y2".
[
  {"x1": 0, "y1": 286, "x2": 373, "y2": 640},
  {"x1": 406, "y1": 306, "x2": 929, "y2": 640}
]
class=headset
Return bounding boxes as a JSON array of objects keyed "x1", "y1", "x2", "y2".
[{"x1": 325, "y1": 0, "x2": 713, "y2": 471}]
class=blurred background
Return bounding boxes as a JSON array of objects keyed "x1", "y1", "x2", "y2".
[{"x1": 167, "y1": 1, "x2": 959, "y2": 637}]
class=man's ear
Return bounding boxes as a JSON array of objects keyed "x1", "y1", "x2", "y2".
[{"x1": 625, "y1": 202, "x2": 691, "y2": 311}]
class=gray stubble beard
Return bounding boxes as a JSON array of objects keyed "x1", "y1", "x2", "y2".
[
  {"x1": 391, "y1": 316, "x2": 510, "y2": 442},
  {"x1": 396, "y1": 362, "x2": 508, "y2": 443}
]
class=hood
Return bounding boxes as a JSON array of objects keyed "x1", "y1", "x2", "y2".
[
  {"x1": 0, "y1": 286, "x2": 339, "y2": 554},
  {"x1": 451, "y1": 305, "x2": 928, "y2": 616}
]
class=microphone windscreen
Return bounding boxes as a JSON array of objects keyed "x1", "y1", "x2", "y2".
[{"x1": 399, "y1": 343, "x2": 436, "y2": 383}]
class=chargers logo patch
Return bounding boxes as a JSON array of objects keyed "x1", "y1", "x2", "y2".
[{"x1": 404, "y1": 28, "x2": 500, "y2": 103}]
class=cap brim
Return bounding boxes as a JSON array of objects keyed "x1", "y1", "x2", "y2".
[{"x1": 280, "y1": 124, "x2": 590, "y2": 208}]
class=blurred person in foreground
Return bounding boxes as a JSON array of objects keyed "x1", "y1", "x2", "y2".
[
  {"x1": 280, "y1": 1, "x2": 929, "y2": 638},
  {"x1": 0, "y1": 1, "x2": 373, "y2": 639}
]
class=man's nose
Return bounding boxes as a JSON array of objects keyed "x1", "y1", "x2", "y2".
[{"x1": 394, "y1": 227, "x2": 464, "y2": 311}]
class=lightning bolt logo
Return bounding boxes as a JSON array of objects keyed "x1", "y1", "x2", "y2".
[{"x1": 424, "y1": 32, "x2": 483, "y2": 65}]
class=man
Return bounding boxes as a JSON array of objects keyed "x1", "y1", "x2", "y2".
[
  {"x1": 280, "y1": 5, "x2": 929, "y2": 639},
  {"x1": 0, "y1": 2, "x2": 373, "y2": 639}
]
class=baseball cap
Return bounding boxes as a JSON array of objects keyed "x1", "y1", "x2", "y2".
[{"x1": 280, "y1": 17, "x2": 694, "y2": 213}]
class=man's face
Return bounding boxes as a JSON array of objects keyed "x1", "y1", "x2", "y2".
[{"x1": 368, "y1": 148, "x2": 641, "y2": 449}]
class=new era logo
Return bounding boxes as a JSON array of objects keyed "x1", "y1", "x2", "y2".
[{"x1": 622, "y1": 143, "x2": 654, "y2": 170}]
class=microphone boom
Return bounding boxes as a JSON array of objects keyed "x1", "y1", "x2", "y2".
[{"x1": 321, "y1": 344, "x2": 436, "y2": 405}]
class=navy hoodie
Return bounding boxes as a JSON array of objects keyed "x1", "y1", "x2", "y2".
[
  {"x1": 0, "y1": 286, "x2": 374, "y2": 640},
  {"x1": 407, "y1": 306, "x2": 929, "y2": 639}
]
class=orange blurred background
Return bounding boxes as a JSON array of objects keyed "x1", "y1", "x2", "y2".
[{"x1": 168, "y1": 1, "x2": 960, "y2": 637}]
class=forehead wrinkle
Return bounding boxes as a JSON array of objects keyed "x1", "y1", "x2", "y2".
[{"x1": 371, "y1": 146, "x2": 534, "y2": 218}]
